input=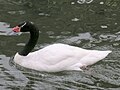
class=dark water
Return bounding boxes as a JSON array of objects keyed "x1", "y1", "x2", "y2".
[{"x1": 0, "y1": 0, "x2": 120, "y2": 90}]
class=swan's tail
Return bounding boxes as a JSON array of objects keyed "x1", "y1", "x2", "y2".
[
  {"x1": 65, "y1": 50, "x2": 112, "y2": 71},
  {"x1": 79, "y1": 50, "x2": 112, "y2": 67}
]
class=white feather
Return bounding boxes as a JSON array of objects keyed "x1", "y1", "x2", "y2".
[{"x1": 14, "y1": 43, "x2": 111, "y2": 72}]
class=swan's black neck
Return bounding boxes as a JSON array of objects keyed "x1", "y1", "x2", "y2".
[{"x1": 19, "y1": 25, "x2": 39, "y2": 56}]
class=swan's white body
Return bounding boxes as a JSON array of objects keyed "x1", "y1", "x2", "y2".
[{"x1": 14, "y1": 43, "x2": 111, "y2": 72}]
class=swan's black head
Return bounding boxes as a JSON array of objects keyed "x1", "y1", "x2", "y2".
[
  {"x1": 12, "y1": 21, "x2": 39, "y2": 56},
  {"x1": 12, "y1": 21, "x2": 37, "y2": 32}
]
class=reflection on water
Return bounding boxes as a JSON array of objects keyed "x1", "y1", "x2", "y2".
[
  {"x1": 0, "y1": 22, "x2": 21, "y2": 36},
  {"x1": 0, "y1": 22, "x2": 11, "y2": 35},
  {"x1": 77, "y1": 0, "x2": 93, "y2": 4},
  {"x1": 0, "y1": 0, "x2": 120, "y2": 90}
]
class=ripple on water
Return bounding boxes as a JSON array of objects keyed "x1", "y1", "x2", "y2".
[
  {"x1": 0, "y1": 55, "x2": 29, "y2": 89},
  {"x1": 59, "y1": 32, "x2": 93, "y2": 44},
  {"x1": 8, "y1": 10, "x2": 26, "y2": 15},
  {"x1": 0, "y1": 22, "x2": 11, "y2": 35}
]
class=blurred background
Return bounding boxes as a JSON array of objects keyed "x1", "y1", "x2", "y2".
[{"x1": 0, "y1": 0, "x2": 120, "y2": 90}]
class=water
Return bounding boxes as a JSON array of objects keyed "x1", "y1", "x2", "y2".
[{"x1": 0, "y1": 0, "x2": 120, "y2": 90}]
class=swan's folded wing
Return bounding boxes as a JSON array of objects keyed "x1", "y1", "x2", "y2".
[
  {"x1": 32, "y1": 44, "x2": 89, "y2": 65},
  {"x1": 78, "y1": 50, "x2": 112, "y2": 67}
]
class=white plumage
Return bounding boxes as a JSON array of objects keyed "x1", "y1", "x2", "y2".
[{"x1": 14, "y1": 43, "x2": 111, "y2": 72}]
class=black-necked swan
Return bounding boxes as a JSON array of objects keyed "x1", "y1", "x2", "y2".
[{"x1": 12, "y1": 21, "x2": 112, "y2": 72}]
